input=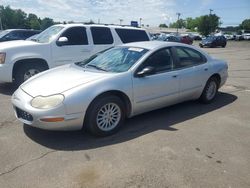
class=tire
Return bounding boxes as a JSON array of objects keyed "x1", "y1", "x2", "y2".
[
  {"x1": 199, "y1": 77, "x2": 219, "y2": 104},
  {"x1": 14, "y1": 63, "x2": 47, "y2": 86},
  {"x1": 85, "y1": 95, "x2": 126, "y2": 136}
]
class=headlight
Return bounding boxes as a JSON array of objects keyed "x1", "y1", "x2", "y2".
[
  {"x1": 31, "y1": 94, "x2": 64, "y2": 109},
  {"x1": 0, "y1": 53, "x2": 6, "y2": 64}
]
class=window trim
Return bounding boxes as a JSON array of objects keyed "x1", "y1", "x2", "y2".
[
  {"x1": 134, "y1": 47, "x2": 175, "y2": 77},
  {"x1": 90, "y1": 26, "x2": 114, "y2": 45},
  {"x1": 172, "y1": 46, "x2": 207, "y2": 70},
  {"x1": 58, "y1": 26, "x2": 88, "y2": 46}
]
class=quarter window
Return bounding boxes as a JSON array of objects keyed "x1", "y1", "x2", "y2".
[
  {"x1": 115, "y1": 29, "x2": 149, "y2": 43},
  {"x1": 175, "y1": 47, "x2": 206, "y2": 68},
  {"x1": 91, "y1": 27, "x2": 113, "y2": 44},
  {"x1": 60, "y1": 27, "x2": 88, "y2": 45}
]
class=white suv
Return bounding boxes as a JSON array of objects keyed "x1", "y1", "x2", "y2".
[{"x1": 0, "y1": 24, "x2": 150, "y2": 85}]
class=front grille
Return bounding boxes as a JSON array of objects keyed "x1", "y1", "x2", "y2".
[{"x1": 15, "y1": 107, "x2": 33, "y2": 122}]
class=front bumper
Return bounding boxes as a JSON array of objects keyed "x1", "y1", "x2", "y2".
[{"x1": 12, "y1": 88, "x2": 84, "y2": 131}]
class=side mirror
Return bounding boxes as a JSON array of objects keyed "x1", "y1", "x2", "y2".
[
  {"x1": 56, "y1": 37, "x2": 68, "y2": 46},
  {"x1": 136, "y1": 66, "x2": 155, "y2": 77}
]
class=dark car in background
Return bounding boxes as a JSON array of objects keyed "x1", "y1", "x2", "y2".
[
  {"x1": 199, "y1": 35, "x2": 227, "y2": 48},
  {"x1": 180, "y1": 35, "x2": 193, "y2": 45},
  {"x1": 0, "y1": 29, "x2": 41, "y2": 42}
]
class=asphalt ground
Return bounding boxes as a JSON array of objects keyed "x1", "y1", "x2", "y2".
[{"x1": 0, "y1": 41, "x2": 250, "y2": 188}]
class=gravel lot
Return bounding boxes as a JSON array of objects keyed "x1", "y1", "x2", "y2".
[{"x1": 0, "y1": 41, "x2": 250, "y2": 188}]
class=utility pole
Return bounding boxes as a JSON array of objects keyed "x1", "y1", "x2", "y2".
[
  {"x1": 119, "y1": 19, "x2": 123, "y2": 25},
  {"x1": 139, "y1": 18, "x2": 142, "y2": 27},
  {"x1": 176, "y1": 13, "x2": 181, "y2": 35},
  {"x1": 0, "y1": 17, "x2": 3, "y2": 31},
  {"x1": 209, "y1": 9, "x2": 213, "y2": 15}
]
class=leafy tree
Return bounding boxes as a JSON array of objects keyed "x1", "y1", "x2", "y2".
[
  {"x1": 159, "y1": 23, "x2": 168, "y2": 28},
  {"x1": 186, "y1": 17, "x2": 199, "y2": 31},
  {"x1": 240, "y1": 19, "x2": 250, "y2": 30},
  {"x1": 27, "y1": 14, "x2": 40, "y2": 29},
  {"x1": 197, "y1": 14, "x2": 220, "y2": 36},
  {"x1": 40, "y1": 18, "x2": 54, "y2": 30},
  {"x1": 169, "y1": 19, "x2": 186, "y2": 28}
]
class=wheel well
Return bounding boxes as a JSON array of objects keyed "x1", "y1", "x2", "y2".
[
  {"x1": 12, "y1": 58, "x2": 49, "y2": 80},
  {"x1": 87, "y1": 90, "x2": 132, "y2": 118},
  {"x1": 210, "y1": 73, "x2": 221, "y2": 86}
]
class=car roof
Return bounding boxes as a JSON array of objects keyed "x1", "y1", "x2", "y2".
[
  {"x1": 121, "y1": 41, "x2": 190, "y2": 50},
  {"x1": 56, "y1": 23, "x2": 146, "y2": 30}
]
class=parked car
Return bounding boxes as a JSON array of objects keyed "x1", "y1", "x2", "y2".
[
  {"x1": 180, "y1": 35, "x2": 193, "y2": 45},
  {"x1": 12, "y1": 41, "x2": 228, "y2": 136},
  {"x1": 243, "y1": 33, "x2": 250, "y2": 40},
  {"x1": 0, "y1": 24, "x2": 150, "y2": 85},
  {"x1": 199, "y1": 36, "x2": 227, "y2": 48},
  {"x1": 157, "y1": 35, "x2": 181, "y2": 43},
  {"x1": 0, "y1": 29, "x2": 41, "y2": 42},
  {"x1": 235, "y1": 34, "x2": 244, "y2": 41}
]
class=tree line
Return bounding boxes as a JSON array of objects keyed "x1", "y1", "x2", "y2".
[
  {"x1": 0, "y1": 5, "x2": 55, "y2": 30},
  {"x1": 159, "y1": 14, "x2": 250, "y2": 36}
]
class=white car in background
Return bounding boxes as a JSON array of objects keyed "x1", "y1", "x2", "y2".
[
  {"x1": 0, "y1": 24, "x2": 150, "y2": 85},
  {"x1": 12, "y1": 41, "x2": 228, "y2": 136},
  {"x1": 243, "y1": 33, "x2": 250, "y2": 40}
]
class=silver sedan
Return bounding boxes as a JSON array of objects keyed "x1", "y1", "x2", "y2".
[{"x1": 12, "y1": 41, "x2": 228, "y2": 136}]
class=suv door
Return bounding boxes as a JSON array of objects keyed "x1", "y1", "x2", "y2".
[
  {"x1": 90, "y1": 27, "x2": 114, "y2": 54},
  {"x1": 173, "y1": 46, "x2": 210, "y2": 101},
  {"x1": 52, "y1": 26, "x2": 91, "y2": 66},
  {"x1": 132, "y1": 48, "x2": 179, "y2": 115}
]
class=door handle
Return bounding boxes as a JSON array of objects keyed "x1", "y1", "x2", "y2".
[
  {"x1": 204, "y1": 68, "x2": 208, "y2": 71},
  {"x1": 172, "y1": 75, "x2": 178, "y2": 78}
]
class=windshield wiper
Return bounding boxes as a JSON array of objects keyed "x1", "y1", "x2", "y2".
[{"x1": 85, "y1": 64, "x2": 107, "y2": 72}]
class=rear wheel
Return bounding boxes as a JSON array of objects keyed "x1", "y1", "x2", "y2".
[
  {"x1": 200, "y1": 77, "x2": 219, "y2": 103},
  {"x1": 14, "y1": 63, "x2": 47, "y2": 86},
  {"x1": 85, "y1": 95, "x2": 125, "y2": 136}
]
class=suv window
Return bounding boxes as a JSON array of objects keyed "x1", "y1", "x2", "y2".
[
  {"x1": 60, "y1": 27, "x2": 88, "y2": 45},
  {"x1": 175, "y1": 47, "x2": 206, "y2": 68},
  {"x1": 139, "y1": 48, "x2": 173, "y2": 74},
  {"x1": 91, "y1": 27, "x2": 113, "y2": 44},
  {"x1": 115, "y1": 29, "x2": 149, "y2": 43}
]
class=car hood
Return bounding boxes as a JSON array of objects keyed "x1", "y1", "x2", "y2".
[
  {"x1": 21, "y1": 64, "x2": 111, "y2": 97},
  {"x1": 0, "y1": 40, "x2": 38, "y2": 50}
]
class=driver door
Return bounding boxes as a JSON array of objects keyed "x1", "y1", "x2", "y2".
[
  {"x1": 132, "y1": 48, "x2": 180, "y2": 115},
  {"x1": 52, "y1": 26, "x2": 93, "y2": 66}
]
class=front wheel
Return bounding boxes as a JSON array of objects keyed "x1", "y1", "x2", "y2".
[
  {"x1": 85, "y1": 95, "x2": 125, "y2": 136},
  {"x1": 199, "y1": 77, "x2": 219, "y2": 103}
]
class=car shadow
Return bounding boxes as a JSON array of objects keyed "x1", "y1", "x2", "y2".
[
  {"x1": 23, "y1": 92, "x2": 237, "y2": 151},
  {"x1": 0, "y1": 83, "x2": 17, "y2": 96}
]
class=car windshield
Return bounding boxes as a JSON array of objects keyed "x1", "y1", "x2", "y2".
[
  {"x1": 35, "y1": 26, "x2": 64, "y2": 43},
  {"x1": 0, "y1": 30, "x2": 10, "y2": 38},
  {"x1": 77, "y1": 47, "x2": 148, "y2": 73},
  {"x1": 206, "y1": 36, "x2": 216, "y2": 41}
]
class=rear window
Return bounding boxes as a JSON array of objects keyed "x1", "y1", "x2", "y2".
[
  {"x1": 91, "y1": 27, "x2": 113, "y2": 44},
  {"x1": 115, "y1": 28, "x2": 149, "y2": 43}
]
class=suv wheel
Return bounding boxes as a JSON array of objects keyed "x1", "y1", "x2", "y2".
[{"x1": 14, "y1": 63, "x2": 47, "y2": 86}]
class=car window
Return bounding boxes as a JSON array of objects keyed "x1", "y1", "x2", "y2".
[
  {"x1": 115, "y1": 29, "x2": 149, "y2": 43},
  {"x1": 91, "y1": 27, "x2": 113, "y2": 44},
  {"x1": 175, "y1": 47, "x2": 206, "y2": 68},
  {"x1": 61, "y1": 27, "x2": 88, "y2": 45},
  {"x1": 139, "y1": 48, "x2": 173, "y2": 74}
]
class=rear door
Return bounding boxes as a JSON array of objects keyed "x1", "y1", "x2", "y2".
[
  {"x1": 173, "y1": 46, "x2": 210, "y2": 101},
  {"x1": 90, "y1": 26, "x2": 115, "y2": 54}
]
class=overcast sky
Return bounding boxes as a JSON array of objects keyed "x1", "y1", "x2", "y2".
[{"x1": 0, "y1": 0, "x2": 250, "y2": 26}]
